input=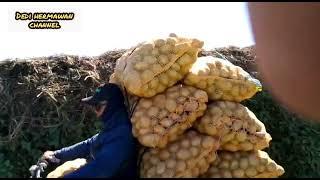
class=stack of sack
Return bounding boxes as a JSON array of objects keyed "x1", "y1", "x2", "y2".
[{"x1": 110, "y1": 33, "x2": 284, "y2": 178}]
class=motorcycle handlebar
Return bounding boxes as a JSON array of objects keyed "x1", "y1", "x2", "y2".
[{"x1": 29, "y1": 158, "x2": 49, "y2": 178}]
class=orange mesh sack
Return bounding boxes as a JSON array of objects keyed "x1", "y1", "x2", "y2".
[
  {"x1": 131, "y1": 84, "x2": 208, "y2": 148},
  {"x1": 114, "y1": 33, "x2": 204, "y2": 97},
  {"x1": 140, "y1": 130, "x2": 220, "y2": 178},
  {"x1": 202, "y1": 150, "x2": 285, "y2": 178},
  {"x1": 184, "y1": 56, "x2": 262, "y2": 102},
  {"x1": 194, "y1": 101, "x2": 272, "y2": 152}
]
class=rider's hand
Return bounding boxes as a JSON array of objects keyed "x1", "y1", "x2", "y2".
[{"x1": 42, "y1": 151, "x2": 61, "y2": 163}]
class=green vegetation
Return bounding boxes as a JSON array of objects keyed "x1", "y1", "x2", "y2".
[{"x1": 243, "y1": 91, "x2": 320, "y2": 178}]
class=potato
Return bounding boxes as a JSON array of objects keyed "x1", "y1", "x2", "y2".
[
  {"x1": 151, "y1": 48, "x2": 159, "y2": 56},
  {"x1": 139, "y1": 116, "x2": 151, "y2": 128},
  {"x1": 139, "y1": 128, "x2": 151, "y2": 135},
  {"x1": 190, "y1": 147, "x2": 199, "y2": 157},
  {"x1": 266, "y1": 161, "x2": 277, "y2": 172},
  {"x1": 176, "y1": 161, "x2": 187, "y2": 172},
  {"x1": 202, "y1": 136, "x2": 215, "y2": 149},
  {"x1": 166, "y1": 99, "x2": 177, "y2": 112},
  {"x1": 184, "y1": 101, "x2": 199, "y2": 112},
  {"x1": 173, "y1": 42, "x2": 188, "y2": 53},
  {"x1": 219, "y1": 160, "x2": 230, "y2": 169},
  {"x1": 180, "y1": 88, "x2": 190, "y2": 96},
  {"x1": 144, "y1": 55, "x2": 158, "y2": 64},
  {"x1": 167, "y1": 69, "x2": 180, "y2": 79},
  {"x1": 197, "y1": 81, "x2": 207, "y2": 89},
  {"x1": 194, "y1": 101, "x2": 272, "y2": 151},
  {"x1": 230, "y1": 160, "x2": 239, "y2": 170},
  {"x1": 171, "y1": 63, "x2": 181, "y2": 71},
  {"x1": 140, "y1": 134, "x2": 160, "y2": 148},
  {"x1": 157, "y1": 102, "x2": 168, "y2": 114},
  {"x1": 181, "y1": 139, "x2": 190, "y2": 148},
  {"x1": 202, "y1": 150, "x2": 285, "y2": 178},
  {"x1": 155, "y1": 39, "x2": 166, "y2": 47},
  {"x1": 160, "y1": 118, "x2": 174, "y2": 128},
  {"x1": 166, "y1": 158, "x2": 177, "y2": 169},
  {"x1": 134, "y1": 61, "x2": 149, "y2": 71},
  {"x1": 240, "y1": 142, "x2": 254, "y2": 151},
  {"x1": 239, "y1": 157, "x2": 249, "y2": 169},
  {"x1": 141, "y1": 70, "x2": 154, "y2": 82},
  {"x1": 184, "y1": 56, "x2": 262, "y2": 102},
  {"x1": 132, "y1": 84, "x2": 208, "y2": 148},
  {"x1": 197, "y1": 158, "x2": 208, "y2": 170},
  {"x1": 155, "y1": 162, "x2": 165, "y2": 174},
  {"x1": 235, "y1": 131, "x2": 247, "y2": 142},
  {"x1": 158, "y1": 55, "x2": 169, "y2": 65},
  {"x1": 249, "y1": 153, "x2": 260, "y2": 166},
  {"x1": 154, "y1": 125, "x2": 166, "y2": 134},
  {"x1": 245, "y1": 167, "x2": 258, "y2": 177},
  {"x1": 221, "y1": 143, "x2": 239, "y2": 152},
  {"x1": 146, "y1": 167, "x2": 156, "y2": 178},
  {"x1": 140, "y1": 130, "x2": 220, "y2": 178},
  {"x1": 232, "y1": 169, "x2": 245, "y2": 178},
  {"x1": 147, "y1": 106, "x2": 159, "y2": 117},
  {"x1": 221, "y1": 170, "x2": 233, "y2": 178},
  {"x1": 168, "y1": 142, "x2": 179, "y2": 153},
  {"x1": 221, "y1": 152, "x2": 233, "y2": 160},
  {"x1": 140, "y1": 99, "x2": 152, "y2": 109},
  {"x1": 256, "y1": 164, "x2": 266, "y2": 173},
  {"x1": 166, "y1": 37, "x2": 176, "y2": 45},
  {"x1": 192, "y1": 167, "x2": 200, "y2": 177},
  {"x1": 114, "y1": 33, "x2": 203, "y2": 97},
  {"x1": 177, "y1": 149, "x2": 192, "y2": 160},
  {"x1": 191, "y1": 136, "x2": 202, "y2": 147}
]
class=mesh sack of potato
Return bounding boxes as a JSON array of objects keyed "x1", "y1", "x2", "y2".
[
  {"x1": 114, "y1": 33, "x2": 204, "y2": 97},
  {"x1": 194, "y1": 101, "x2": 272, "y2": 152},
  {"x1": 183, "y1": 56, "x2": 262, "y2": 102},
  {"x1": 131, "y1": 84, "x2": 208, "y2": 148},
  {"x1": 47, "y1": 158, "x2": 87, "y2": 178},
  {"x1": 140, "y1": 130, "x2": 220, "y2": 178},
  {"x1": 202, "y1": 150, "x2": 285, "y2": 178}
]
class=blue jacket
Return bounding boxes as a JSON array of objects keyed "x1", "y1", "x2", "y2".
[{"x1": 53, "y1": 85, "x2": 138, "y2": 178}]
